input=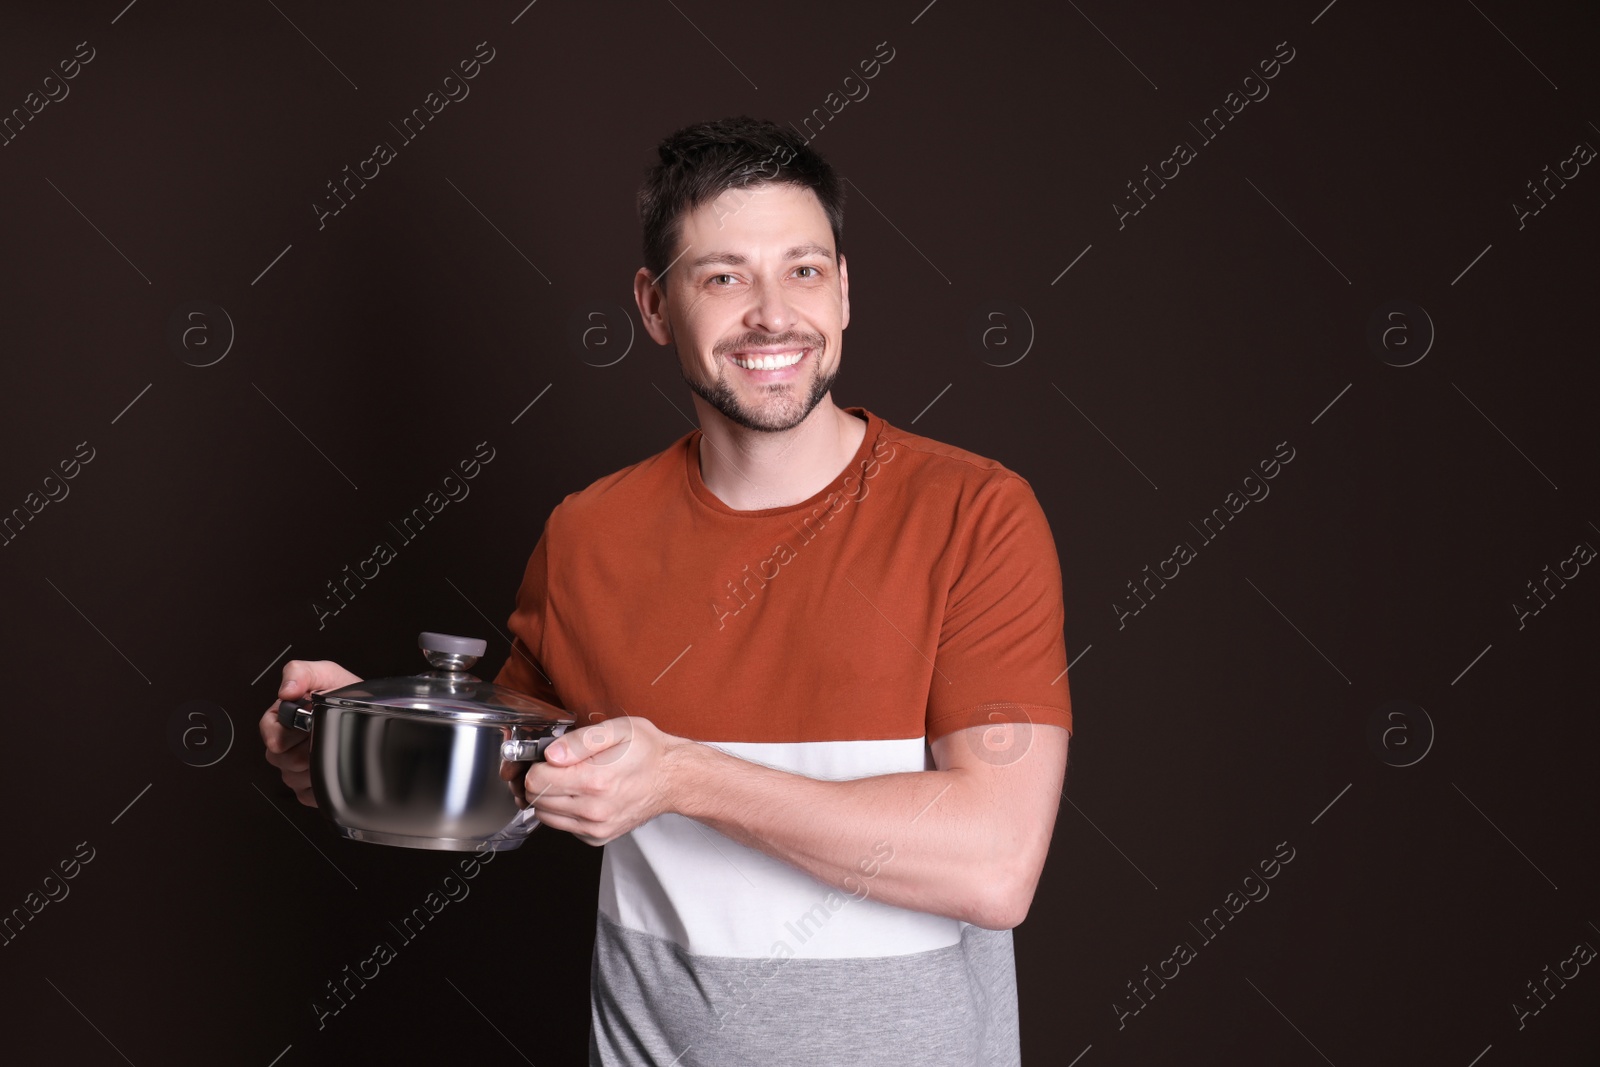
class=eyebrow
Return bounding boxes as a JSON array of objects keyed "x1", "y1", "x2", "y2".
[{"x1": 687, "y1": 243, "x2": 835, "y2": 270}]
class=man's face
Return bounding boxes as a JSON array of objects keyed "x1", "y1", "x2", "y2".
[{"x1": 641, "y1": 182, "x2": 850, "y2": 433}]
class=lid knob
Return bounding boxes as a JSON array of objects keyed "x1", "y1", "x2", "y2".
[{"x1": 420, "y1": 632, "x2": 488, "y2": 672}]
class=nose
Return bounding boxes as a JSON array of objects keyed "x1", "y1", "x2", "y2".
[{"x1": 742, "y1": 273, "x2": 796, "y2": 336}]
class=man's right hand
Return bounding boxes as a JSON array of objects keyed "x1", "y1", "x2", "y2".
[{"x1": 260, "y1": 660, "x2": 362, "y2": 807}]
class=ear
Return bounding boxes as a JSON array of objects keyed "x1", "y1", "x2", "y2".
[
  {"x1": 634, "y1": 267, "x2": 674, "y2": 344},
  {"x1": 838, "y1": 253, "x2": 850, "y2": 332}
]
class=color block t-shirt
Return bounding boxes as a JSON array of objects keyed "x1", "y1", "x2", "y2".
[{"x1": 494, "y1": 407, "x2": 1072, "y2": 1066}]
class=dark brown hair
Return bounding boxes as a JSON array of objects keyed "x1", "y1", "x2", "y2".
[{"x1": 638, "y1": 116, "x2": 845, "y2": 280}]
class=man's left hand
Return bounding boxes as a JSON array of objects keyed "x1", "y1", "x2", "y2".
[{"x1": 520, "y1": 716, "x2": 684, "y2": 846}]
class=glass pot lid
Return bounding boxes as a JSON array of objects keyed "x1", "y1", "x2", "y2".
[{"x1": 316, "y1": 632, "x2": 573, "y2": 727}]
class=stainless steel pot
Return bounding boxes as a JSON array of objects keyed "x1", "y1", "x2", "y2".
[{"x1": 277, "y1": 632, "x2": 574, "y2": 852}]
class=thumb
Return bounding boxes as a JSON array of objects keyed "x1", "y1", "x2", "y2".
[
  {"x1": 546, "y1": 718, "x2": 633, "y2": 766},
  {"x1": 278, "y1": 660, "x2": 358, "y2": 700}
]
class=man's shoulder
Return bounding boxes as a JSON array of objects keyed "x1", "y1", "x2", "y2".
[
  {"x1": 548, "y1": 433, "x2": 691, "y2": 526},
  {"x1": 873, "y1": 413, "x2": 1032, "y2": 496}
]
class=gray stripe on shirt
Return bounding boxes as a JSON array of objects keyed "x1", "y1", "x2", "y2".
[{"x1": 588, "y1": 911, "x2": 1022, "y2": 1067}]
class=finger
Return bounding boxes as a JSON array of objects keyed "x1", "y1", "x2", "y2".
[
  {"x1": 532, "y1": 809, "x2": 605, "y2": 846},
  {"x1": 265, "y1": 745, "x2": 311, "y2": 774},
  {"x1": 259, "y1": 707, "x2": 308, "y2": 754}
]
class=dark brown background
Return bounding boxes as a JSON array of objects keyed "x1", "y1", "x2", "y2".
[{"x1": 1, "y1": 1, "x2": 1596, "y2": 1064}]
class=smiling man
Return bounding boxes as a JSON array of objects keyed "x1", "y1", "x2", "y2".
[{"x1": 264, "y1": 116, "x2": 1072, "y2": 1066}]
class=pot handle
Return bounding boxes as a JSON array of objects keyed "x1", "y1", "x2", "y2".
[
  {"x1": 277, "y1": 697, "x2": 314, "y2": 733},
  {"x1": 500, "y1": 724, "x2": 568, "y2": 763}
]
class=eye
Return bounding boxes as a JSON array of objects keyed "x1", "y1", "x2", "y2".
[
  {"x1": 709, "y1": 273, "x2": 736, "y2": 286},
  {"x1": 794, "y1": 265, "x2": 821, "y2": 279}
]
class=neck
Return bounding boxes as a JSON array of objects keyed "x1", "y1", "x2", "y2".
[{"x1": 691, "y1": 397, "x2": 866, "y2": 510}]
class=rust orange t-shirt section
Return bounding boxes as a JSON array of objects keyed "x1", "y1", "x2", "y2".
[{"x1": 493, "y1": 408, "x2": 1071, "y2": 746}]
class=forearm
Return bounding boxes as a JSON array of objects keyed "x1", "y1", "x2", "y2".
[{"x1": 661, "y1": 734, "x2": 1062, "y2": 929}]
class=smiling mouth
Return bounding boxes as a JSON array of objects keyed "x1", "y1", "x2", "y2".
[{"x1": 729, "y1": 349, "x2": 807, "y2": 371}]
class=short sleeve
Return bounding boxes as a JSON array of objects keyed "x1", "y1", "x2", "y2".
[
  {"x1": 491, "y1": 525, "x2": 565, "y2": 707},
  {"x1": 924, "y1": 473, "x2": 1072, "y2": 742}
]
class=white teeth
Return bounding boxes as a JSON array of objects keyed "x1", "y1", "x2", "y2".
[{"x1": 732, "y1": 351, "x2": 804, "y2": 370}]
